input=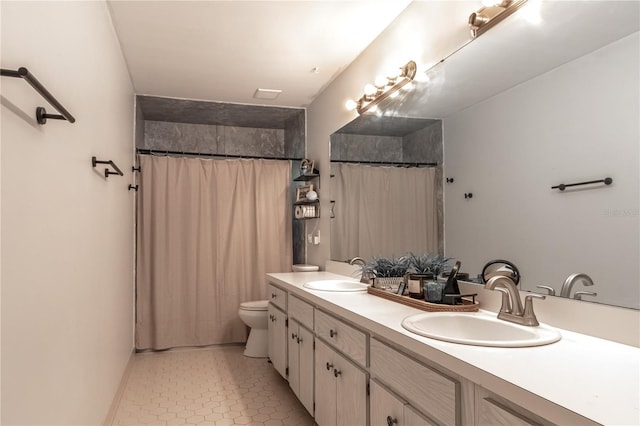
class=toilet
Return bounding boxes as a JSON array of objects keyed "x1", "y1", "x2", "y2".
[{"x1": 238, "y1": 300, "x2": 269, "y2": 358}]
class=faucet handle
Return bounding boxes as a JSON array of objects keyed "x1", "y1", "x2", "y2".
[
  {"x1": 574, "y1": 291, "x2": 597, "y2": 300},
  {"x1": 494, "y1": 287, "x2": 513, "y2": 314},
  {"x1": 536, "y1": 285, "x2": 556, "y2": 296},
  {"x1": 522, "y1": 294, "x2": 546, "y2": 326}
]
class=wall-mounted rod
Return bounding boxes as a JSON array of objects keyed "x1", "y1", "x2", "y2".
[
  {"x1": 92, "y1": 157, "x2": 123, "y2": 178},
  {"x1": 137, "y1": 148, "x2": 301, "y2": 162},
  {"x1": 552, "y1": 177, "x2": 612, "y2": 191},
  {"x1": 330, "y1": 159, "x2": 437, "y2": 167},
  {"x1": 1, "y1": 67, "x2": 76, "y2": 124}
]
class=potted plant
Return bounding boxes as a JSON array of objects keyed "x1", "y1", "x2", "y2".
[
  {"x1": 407, "y1": 253, "x2": 450, "y2": 300},
  {"x1": 361, "y1": 256, "x2": 410, "y2": 292}
]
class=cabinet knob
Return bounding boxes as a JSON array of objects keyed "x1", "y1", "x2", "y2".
[
  {"x1": 291, "y1": 333, "x2": 297, "y2": 340},
  {"x1": 271, "y1": 293, "x2": 277, "y2": 299},
  {"x1": 329, "y1": 329, "x2": 337, "y2": 338},
  {"x1": 326, "y1": 362, "x2": 333, "y2": 371},
  {"x1": 333, "y1": 369, "x2": 341, "y2": 377},
  {"x1": 297, "y1": 337, "x2": 303, "y2": 343},
  {"x1": 386, "y1": 416, "x2": 398, "y2": 426}
]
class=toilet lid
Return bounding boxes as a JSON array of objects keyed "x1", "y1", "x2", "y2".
[{"x1": 240, "y1": 300, "x2": 269, "y2": 311}]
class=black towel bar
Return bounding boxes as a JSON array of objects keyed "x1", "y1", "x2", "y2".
[
  {"x1": 92, "y1": 157, "x2": 123, "y2": 179},
  {"x1": 552, "y1": 177, "x2": 612, "y2": 191},
  {"x1": 1, "y1": 67, "x2": 75, "y2": 124}
]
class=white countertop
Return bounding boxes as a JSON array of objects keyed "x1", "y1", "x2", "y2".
[{"x1": 267, "y1": 271, "x2": 640, "y2": 426}]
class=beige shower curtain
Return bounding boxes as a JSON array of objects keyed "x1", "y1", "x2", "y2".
[
  {"x1": 331, "y1": 163, "x2": 438, "y2": 261},
  {"x1": 136, "y1": 155, "x2": 292, "y2": 350}
]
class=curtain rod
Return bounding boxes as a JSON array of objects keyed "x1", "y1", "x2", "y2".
[
  {"x1": 331, "y1": 159, "x2": 437, "y2": 167},
  {"x1": 136, "y1": 148, "x2": 302, "y2": 162}
]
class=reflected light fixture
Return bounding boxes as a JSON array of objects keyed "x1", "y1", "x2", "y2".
[
  {"x1": 345, "y1": 60, "x2": 417, "y2": 115},
  {"x1": 468, "y1": 0, "x2": 528, "y2": 38}
]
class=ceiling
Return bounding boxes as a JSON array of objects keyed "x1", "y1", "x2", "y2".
[{"x1": 107, "y1": 0, "x2": 412, "y2": 109}]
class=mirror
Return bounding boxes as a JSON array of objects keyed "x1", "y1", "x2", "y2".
[{"x1": 330, "y1": 1, "x2": 639, "y2": 310}]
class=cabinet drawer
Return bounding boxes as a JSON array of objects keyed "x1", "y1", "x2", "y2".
[
  {"x1": 370, "y1": 338, "x2": 458, "y2": 425},
  {"x1": 267, "y1": 283, "x2": 287, "y2": 310},
  {"x1": 288, "y1": 295, "x2": 313, "y2": 329},
  {"x1": 315, "y1": 309, "x2": 366, "y2": 367}
]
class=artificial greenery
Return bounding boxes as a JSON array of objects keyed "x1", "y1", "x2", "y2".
[
  {"x1": 408, "y1": 252, "x2": 450, "y2": 276},
  {"x1": 361, "y1": 256, "x2": 411, "y2": 278}
]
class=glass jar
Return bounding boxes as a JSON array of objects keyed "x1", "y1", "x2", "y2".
[
  {"x1": 407, "y1": 273, "x2": 433, "y2": 299},
  {"x1": 425, "y1": 278, "x2": 446, "y2": 303}
]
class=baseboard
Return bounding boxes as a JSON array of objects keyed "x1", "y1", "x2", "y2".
[{"x1": 102, "y1": 349, "x2": 136, "y2": 426}]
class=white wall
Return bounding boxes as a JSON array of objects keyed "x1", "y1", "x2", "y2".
[
  {"x1": 444, "y1": 32, "x2": 639, "y2": 308},
  {"x1": 306, "y1": 1, "x2": 476, "y2": 267},
  {"x1": 1, "y1": 2, "x2": 135, "y2": 424}
]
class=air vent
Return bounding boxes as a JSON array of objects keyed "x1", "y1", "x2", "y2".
[{"x1": 253, "y1": 88, "x2": 282, "y2": 100}]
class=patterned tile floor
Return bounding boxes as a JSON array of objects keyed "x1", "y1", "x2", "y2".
[{"x1": 110, "y1": 345, "x2": 314, "y2": 426}]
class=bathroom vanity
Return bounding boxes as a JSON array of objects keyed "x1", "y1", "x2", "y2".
[{"x1": 266, "y1": 271, "x2": 639, "y2": 425}]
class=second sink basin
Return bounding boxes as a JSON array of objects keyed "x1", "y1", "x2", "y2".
[
  {"x1": 401, "y1": 311, "x2": 561, "y2": 347},
  {"x1": 303, "y1": 280, "x2": 368, "y2": 292}
]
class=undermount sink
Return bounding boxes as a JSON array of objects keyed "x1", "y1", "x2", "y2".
[
  {"x1": 303, "y1": 280, "x2": 368, "y2": 292},
  {"x1": 401, "y1": 311, "x2": 561, "y2": 347}
]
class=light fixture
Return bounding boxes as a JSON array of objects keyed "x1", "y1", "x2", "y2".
[
  {"x1": 345, "y1": 60, "x2": 417, "y2": 115},
  {"x1": 468, "y1": 0, "x2": 528, "y2": 38}
]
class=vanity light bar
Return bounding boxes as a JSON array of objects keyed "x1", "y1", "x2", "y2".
[
  {"x1": 468, "y1": 0, "x2": 529, "y2": 38},
  {"x1": 346, "y1": 60, "x2": 417, "y2": 115}
]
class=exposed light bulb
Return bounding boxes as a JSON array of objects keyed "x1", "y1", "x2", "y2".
[
  {"x1": 345, "y1": 99, "x2": 358, "y2": 111},
  {"x1": 389, "y1": 91, "x2": 399, "y2": 99},
  {"x1": 363, "y1": 83, "x2": 377, "y2": 96},
  {"x1": 386, "y1": 67, "x2": 401, "y2": 79},
  {"x1": 402, "y1": 81, "x2": 413, "y2": 91},
  {"x1": 369, "y1": 105, "x2": 378, "y2": 113},
  {"x1": 374, "y1": 75, "x2": 388, "y2": 88}
]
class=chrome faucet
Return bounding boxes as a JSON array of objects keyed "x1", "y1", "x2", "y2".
[
  {"x1": 560, "y1": 273, "x2": 596, "y2": 299},
  {"x1": 347, "y1": 257, "x2": 370, "y2": 283},
  {"x1": 485, "y1": 276, "x2": 545, "y2": 326}
]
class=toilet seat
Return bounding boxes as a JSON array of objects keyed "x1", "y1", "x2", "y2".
[{"x1": 239, "y1": 300, "x2": 268, "y2": 311}]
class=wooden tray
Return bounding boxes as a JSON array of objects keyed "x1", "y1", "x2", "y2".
[{"x1": 367, "y1": 286, "x2": 479, "y2": 312}]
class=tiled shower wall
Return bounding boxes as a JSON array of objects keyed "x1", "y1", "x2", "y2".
[{"x1": 142, "y1": 121, "x2": 287, "y2": 157}]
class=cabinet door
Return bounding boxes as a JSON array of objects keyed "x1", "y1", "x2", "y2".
[
  {"x1": 315, "y1": 339, "x2": 337, "y2": 426},
  {"x1": 267, "y1": 304, "x2": 287, "y2": 379},
  {"x1": 335, "y1": 350, "x2": 367, "y2": 426},
  {"x1": 298, "y1": 326, "x2": 314, "y2": 415},
  {"x1": 370, "y1": 380, "x2": 405, "y2": 426},
  {"x1": 288, "y1": 321, "x2": 301, "y2": 399}
]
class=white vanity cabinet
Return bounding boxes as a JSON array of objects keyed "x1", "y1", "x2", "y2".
[
  {"x1": 287, "y1": 294, "x2": 315, "y2": 416},
  {"x1": 370, "y1": 338, "x2": 460, "y2": 425},
  {"x1": 370, "y1": 380, "x2": 436, "y2": 426},
  {"x1": 315, "y1": 338, "x2": 367, "y2": 426},
  {"x1": 267, "y1": 302, "x2": 287, "y2": 379}
]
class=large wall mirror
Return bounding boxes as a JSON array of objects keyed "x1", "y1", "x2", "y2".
[{"x1": 329, "y1": 1, "x2": 639, "y2": 310}]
